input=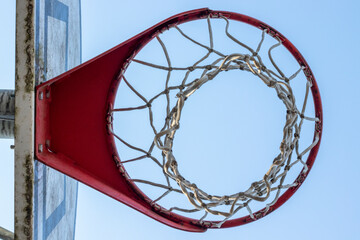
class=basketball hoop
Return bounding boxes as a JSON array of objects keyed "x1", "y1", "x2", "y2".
[{"x1": 35, "y1": 9, "x2": 322, "y2": 231}]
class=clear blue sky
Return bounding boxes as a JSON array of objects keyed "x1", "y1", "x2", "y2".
[{"x1": 1, "y1": 0, "x2": 360, "y2": 239}]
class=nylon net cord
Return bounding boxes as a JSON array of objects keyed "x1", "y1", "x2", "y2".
[{"x1": 109, "y1": 16, "x2": 320, "y2": 227}]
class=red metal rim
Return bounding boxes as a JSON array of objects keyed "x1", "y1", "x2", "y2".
[{"x1": 106, "y1": 9, "x2": 323, "y2": 228}]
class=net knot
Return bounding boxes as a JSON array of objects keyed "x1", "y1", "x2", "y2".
[
  {"x1": 267, "y1": 80, "x2": 276, "y2": 87},
  {"x1": 280, "y1": 141, "x2": 286, "y2": 152},
  {"x1": 287, "y1": 109, "x2": 296, "y2": 115}
]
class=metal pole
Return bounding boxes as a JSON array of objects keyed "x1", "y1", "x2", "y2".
[
  {"x1": 0, "y1": 226, "x2": 14, "y2": 240},
  {"x1": 0, "y1": 90, "x2": 15, "y2": 139},
  {"x1": 15, "y1": 0, "x2": 35, "y2": 239}
]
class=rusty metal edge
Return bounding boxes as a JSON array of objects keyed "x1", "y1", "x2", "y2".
[{"x1": 0, "y1": 226, "x2": 15, "y2": 240}]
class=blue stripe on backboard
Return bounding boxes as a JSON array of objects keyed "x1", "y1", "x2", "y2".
[
  {"x1": 44, "y1": 0, "x2": 69, "y2": 76},
  {"x1": 44, "y1": 177, "x2": 66, "y2": 239},
  {"x1": 43, "y1": 0, "x2": 69, "y2": 237},
  {"x1": 72, "y1": 176, "x2": 79, "y2": 240},
  {"x1": 34, "y1": 1, "x2": 40, "y2": 238},
  {"x1": 34, "y1": 161, "x2": 39, "y2": 240},
  {"x1": 72, "y1": 1, "x2": 82, "y2": 239},
  {"x1": 34, "y1": 0, "x2": 40, "y2": 86},
  {"x1": 79, "y1": 0, "x2": 82, "y2": 64},
  {"x1": 43, "y1": 1, "x2": 69, "y2": 236}
]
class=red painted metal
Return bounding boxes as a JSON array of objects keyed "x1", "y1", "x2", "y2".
[{"x1": 35, "y1": 9, "x2": 322, "y2": 231}]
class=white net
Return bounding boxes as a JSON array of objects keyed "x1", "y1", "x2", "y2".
[{"x1": 109, "y1": 15, "x2": 319, "y2": 227}]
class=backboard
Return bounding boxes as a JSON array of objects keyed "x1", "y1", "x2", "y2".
[{"x1": 15, "y1": 0, "x2": 81, "y2": 239}]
